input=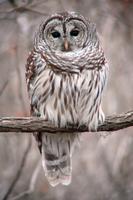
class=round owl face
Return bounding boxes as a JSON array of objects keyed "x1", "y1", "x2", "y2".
[{"x1": 42, "y1": 13, "x2": 88, "y2": 52}]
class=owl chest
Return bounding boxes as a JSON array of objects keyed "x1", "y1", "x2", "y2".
[{"x1": 34, "y1": 69, "x2": 99, "y2": 126}]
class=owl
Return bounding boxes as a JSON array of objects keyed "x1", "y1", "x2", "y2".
[{"x1": 26, "y1": 12, "x2": 108, "y2": 187}]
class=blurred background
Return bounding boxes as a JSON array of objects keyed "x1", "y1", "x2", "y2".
[{"x1": 0, "y1": 0, "x2": 133, "y2": 199}]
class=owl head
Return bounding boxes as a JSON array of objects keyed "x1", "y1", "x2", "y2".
[{"x1": 36, "y1": 12, "x2": 97, "y2": 52}]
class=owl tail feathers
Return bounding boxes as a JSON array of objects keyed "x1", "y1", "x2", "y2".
[
  {"x1": 41, "y1": 133, "x2": 76, "y2": 187},
  {"x1": 42, "y1": 153, "x2": 72, "y2": 187}
]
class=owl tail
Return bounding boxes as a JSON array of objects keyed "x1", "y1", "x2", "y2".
[{"x1": 41, "y1": 133, "x2": 77, "y2": 187}]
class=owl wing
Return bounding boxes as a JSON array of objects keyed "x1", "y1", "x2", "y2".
[
  {"x1": 97, "y1": 60, "x2": 109, "y2": 123},
  {"x1": 26, "y1": 49, "x2": 47, "y2": 113},
  {"x1": 25, "y1": 50, "x2": 46, "y2": 152},
  {"x1": 26, "y1": 51, "x2": 36, "y2": 114}
]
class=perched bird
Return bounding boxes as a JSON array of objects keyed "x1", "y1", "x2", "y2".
[{"x1": 25, "y1": 12, "x2": 108, "y2": 187}]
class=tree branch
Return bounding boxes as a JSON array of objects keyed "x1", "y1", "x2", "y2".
[{"x1": 0, "y1": 110, "x2": 133, "y2": 133}]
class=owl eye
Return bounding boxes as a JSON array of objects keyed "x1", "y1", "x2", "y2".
[
  {"x1": 51, "y1": 31, "x2": 61, "y2": 38},
  {"x1": 70, "y1": 29, "x2": 79, "y2": 37}
]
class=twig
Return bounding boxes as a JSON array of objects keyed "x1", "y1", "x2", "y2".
[
  {"x1": 0, "y1": 110, "x2": 133, "y2": 133},
  {"x1": 2, "y1": 137, "x2": 32, "y2": 200}
]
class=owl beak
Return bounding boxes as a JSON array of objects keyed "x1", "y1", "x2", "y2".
[{"x1": 64, "y1": 39, "x2": 69, "y2": 51}]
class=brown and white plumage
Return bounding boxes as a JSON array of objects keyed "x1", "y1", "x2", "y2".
[{"x1": 25, "y1": 12, "x2": 108, "y2": 187}]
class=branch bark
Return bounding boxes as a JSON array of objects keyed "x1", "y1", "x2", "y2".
[{"x1": 0, "y1": 110, "x2": 133, "y2": 133}]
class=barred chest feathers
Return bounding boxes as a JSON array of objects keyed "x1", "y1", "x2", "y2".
[{"x1": 30, "y1": 53, "x2": 107, "y2": 131}]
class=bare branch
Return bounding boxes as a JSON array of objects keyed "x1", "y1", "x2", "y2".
[{"x1": 0, "y1": 110, "x2": 133, "y2": 133}]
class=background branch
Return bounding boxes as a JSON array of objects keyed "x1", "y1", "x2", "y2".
[
  {"x1": 2, "y1": 137, "x2": 32, "y2": 200},
  {"x1": 0, "y1": 110, "x2": 133, "y2": 133},
  {"x1": 0, "y1": 79, "x2": 9, "y2": 97},
  {"x1": 10, "y1": 160, "x2": 41, "y2": 200}
]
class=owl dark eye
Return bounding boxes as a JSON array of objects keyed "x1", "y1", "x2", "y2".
[
  {"x1": 70, "y1": 29, "x2": 79, "y2": 37},
  {"x1": 51, "y1": 31, "x2": 61, "y2": 38}
]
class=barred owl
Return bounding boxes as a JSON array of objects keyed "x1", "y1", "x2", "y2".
[{"x1": 26, "y1": 12, "x2": 108, "y2": 187}]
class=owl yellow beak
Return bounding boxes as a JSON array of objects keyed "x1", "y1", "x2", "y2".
[{"x1": 64, "y1": 39, "x2": 69, "y2": 51}]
